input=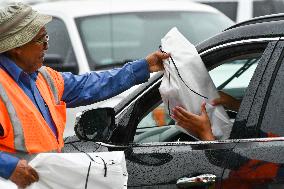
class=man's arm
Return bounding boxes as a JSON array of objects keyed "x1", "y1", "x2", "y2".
[
  {"x1": 0, "y1": 152, "x2": 19, "y2": 179},
  {"x1": 61, "y1": 51, "x2": 169, "y2": 108},
  {"x1": 61, "y1": 59, "x2": 149, "y2": 107}
]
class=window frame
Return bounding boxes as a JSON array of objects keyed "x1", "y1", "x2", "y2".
[
  {"x1": 251, "y1": 40, "x2": 284, "y2": 137},
  {"x1": 111, "y1": 38, "x2": 280, "y2": 144}
]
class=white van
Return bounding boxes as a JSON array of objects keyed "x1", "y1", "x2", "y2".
[
  {"x1": 193, "y1": 0, "x2": 284, "y2": 23},
  {"x1": 33, "y1": 0, "x2": 234, "y2": 136}
]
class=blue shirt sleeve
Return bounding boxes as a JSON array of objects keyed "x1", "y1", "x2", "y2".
[
  {"x1": 0, "y1": 152, "x2": 19, "y2": 179},
  {"x1": 61, "y1": 59, "x2": 150, "y2": 108}
]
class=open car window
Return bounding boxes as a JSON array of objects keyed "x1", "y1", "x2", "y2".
[
  {"x1": 134, "y1": 45, "x2": 266, "y2": 143},
  {"x1": 210, "y1": 57, "x2": 259, "y2": 99}
]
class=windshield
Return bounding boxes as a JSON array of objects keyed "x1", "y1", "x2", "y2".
[{"x1": 76, "y1": 11, "x2": 233, "y2": 70}]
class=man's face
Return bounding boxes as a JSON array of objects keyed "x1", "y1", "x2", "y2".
[{"x1": 16, "y1": 27, "x2": 48, "y2": 73}]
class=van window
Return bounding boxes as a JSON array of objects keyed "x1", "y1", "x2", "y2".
[
  {"x1": 76, "y1": 11, "x2": 233, "y2": 70},
  {"x1": 253, "y1": 0, "x2": 284, "y2": 17},
  {"x1": 45, "y1": 17, "x2": 78, "y2": 73},
  {"x1": 202, "y1": 2, "x2": 238, "y2": 21}
]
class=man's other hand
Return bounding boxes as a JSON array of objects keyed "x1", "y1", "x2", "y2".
[
  {"x1": 9, "y1": 159, "x2": 39, "y2": 188},
  {"x1": 146, "y1": 51, "x2": 170, "y2": 72}
]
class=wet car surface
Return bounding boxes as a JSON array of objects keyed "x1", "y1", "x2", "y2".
[{"x1": 63, "y1": 14, "x2": 284, "y2": 188}]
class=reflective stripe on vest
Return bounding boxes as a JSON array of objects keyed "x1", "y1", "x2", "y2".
[
  {"x1": 38, "y1": 66, "x2": 59, "y2": 105},
  {"x1": 0, "y1": 83, "x2": 27, "y2": 152}
]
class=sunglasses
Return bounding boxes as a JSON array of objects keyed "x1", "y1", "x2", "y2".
[{"x1": 33, "y1": 35, "x2": 49, "y2": 45}]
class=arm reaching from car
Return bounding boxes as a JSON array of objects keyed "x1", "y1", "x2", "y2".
[
  {"x1": 172, "y1": 91, "x2": 241, "y2": 141},
  {"x1": 172, "y1": 102, "x2": 215, "y2": 141},
  {"x1": 211, "y1": 91, "x2": 241, "y2": 112}
]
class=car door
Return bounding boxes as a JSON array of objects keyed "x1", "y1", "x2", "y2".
[
  {"x1": 219, "y1": 40, "x2": 284, "y2": 188},
  {"x1": 110, "y1": 38, "x2": 278, "y2": 188}
]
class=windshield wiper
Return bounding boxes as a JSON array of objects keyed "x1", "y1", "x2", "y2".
[{"x1": 217, "y1": 58, "x2": 258, "y2": 90}]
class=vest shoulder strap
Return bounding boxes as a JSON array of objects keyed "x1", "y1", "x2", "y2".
[{"x1": 38, "y1": 66, "x2": 60, "y2": 105}]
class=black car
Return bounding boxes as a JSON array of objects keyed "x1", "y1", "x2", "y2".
[{"x1": 64, "y1": 14, "x2": 284, "y2": 189}]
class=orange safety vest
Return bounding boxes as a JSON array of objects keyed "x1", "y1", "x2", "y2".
[{"x1": 0, "y1": 66, "x2": 66, "y2": 155}]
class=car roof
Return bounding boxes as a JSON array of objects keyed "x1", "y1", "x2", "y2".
[
  {"x1": 196, "y1": 16, "x2": 284, "y2": 53},
  {"x1": 33, "y1": 0, "x2": 221, "y2": 18},
  {"x1": 225, "y1": 13, "x2": 284, "y2": 30}
]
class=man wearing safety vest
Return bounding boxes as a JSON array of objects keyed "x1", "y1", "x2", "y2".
[{"x1": 0, "y1": 3, "x2": 169, "y2": 188}]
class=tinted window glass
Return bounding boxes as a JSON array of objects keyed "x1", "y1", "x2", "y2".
[
  {"x1": 76, "y1": 12, "x2": 233, "y2": 69},
  {"x1": 210, "y1": 58, "x2": 259, "y2": 98},
  {"x1": 45, "y1": 18, "x2": 77, "y2": 68},
  {"x1": 253, "y1": 0, "x2": 284, "y2": 17},
  {"x1": 203, "y1": 2, "x2": 238, "y2": 21},
  {"x1": 260, "y1": 58, "x2": 284, "y2": 137}
]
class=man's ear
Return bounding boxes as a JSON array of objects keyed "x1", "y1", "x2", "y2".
[{"x1": 6, "y1": 48, "x2": 21, "y2": 58}]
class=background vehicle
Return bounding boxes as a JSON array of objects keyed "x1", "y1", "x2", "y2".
[
  {"x1": 64, "y1": 14, "x2": 284, "y2": 188},
  {"x1": 0, "y1": 0, "x2": 50, "y2": 5},
  {"x1": 32, "y1": 0, "x2": 234, "y2": 136},
  {"x1": 193, "y1": 0, "x2": 284, "y2": 22}
]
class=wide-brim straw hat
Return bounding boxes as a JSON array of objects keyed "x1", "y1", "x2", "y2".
[{"x1": 0, "y1": 2, "x2": 52, "y2": 53}]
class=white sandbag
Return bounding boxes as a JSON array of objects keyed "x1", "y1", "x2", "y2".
[
  {"x1": 27, "y1": 151, "x2": 128, "y2": 189},
  {"x1": 159, "y1": 27, "x2": 232, "y2": 140},
  {"x1": 0, "y1": 151, "x2": 128, "y2": 189},
  {"x1": 0, "y1": 177, "x2": 17, "y2": 189}
]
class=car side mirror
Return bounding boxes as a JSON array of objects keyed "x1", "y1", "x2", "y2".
[{"x1": 74, "y1": 108, "x2": 116, "y2": 142}]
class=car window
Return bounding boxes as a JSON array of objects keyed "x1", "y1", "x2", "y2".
[
  {"x1": 259, "y1": 57, "x2": 284, "y2": 137},
  {"x1": 45, "y1": 17, "x2": 78, "y2": 70},
  {"x1": 134, "y1": 49, "x2": 264, "y2": 143},
  {"x1": 202, "y1": 2, "x2": 238, "y2": 21},
  {"x1": 210, "y1": 58, "x2": 259, "y2": 98},
  {"x1": 76, "y1": 11, "x2": 233, "y2": 69},
  {"x1": 253, "y1": 0, "x2": 284, "y2": 18}
]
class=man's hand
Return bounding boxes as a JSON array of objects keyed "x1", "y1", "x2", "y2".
[
  {"x1": 146, "y1": 51, "x2": 170, "y2": 72},
  {"x1": 9, "y1": 159, "x2": 39, "y2": 188},
  {"x1": 172, "y1": 102, "x2": 215, "y2": 141}
]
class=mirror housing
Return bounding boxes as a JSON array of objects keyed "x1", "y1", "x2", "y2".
[{"x1": 74, "y1": 108, "x2": 116, "y2": 142}]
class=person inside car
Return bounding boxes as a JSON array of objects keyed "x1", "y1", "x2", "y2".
[
  {"x1": 0, "y1": 2, "x2": 170, "y2": 188},
  {"x1": 172, "y1": 91, "x2": 241, "y2": 140}
]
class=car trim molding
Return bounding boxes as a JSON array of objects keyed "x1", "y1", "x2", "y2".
[
  {"x1": 116, "y1": 78, "x2": 162, "y2": 118},
  {"x1": 98, "y1": 137, "x2": 284, "y2": 147},
  {"x1": 200, "y1": 37, "x2": 280, "y2": 56}
]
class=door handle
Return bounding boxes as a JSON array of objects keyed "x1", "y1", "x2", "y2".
[{"x1": 176, "y1": 174, "x2": 216, "y2": 188}]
